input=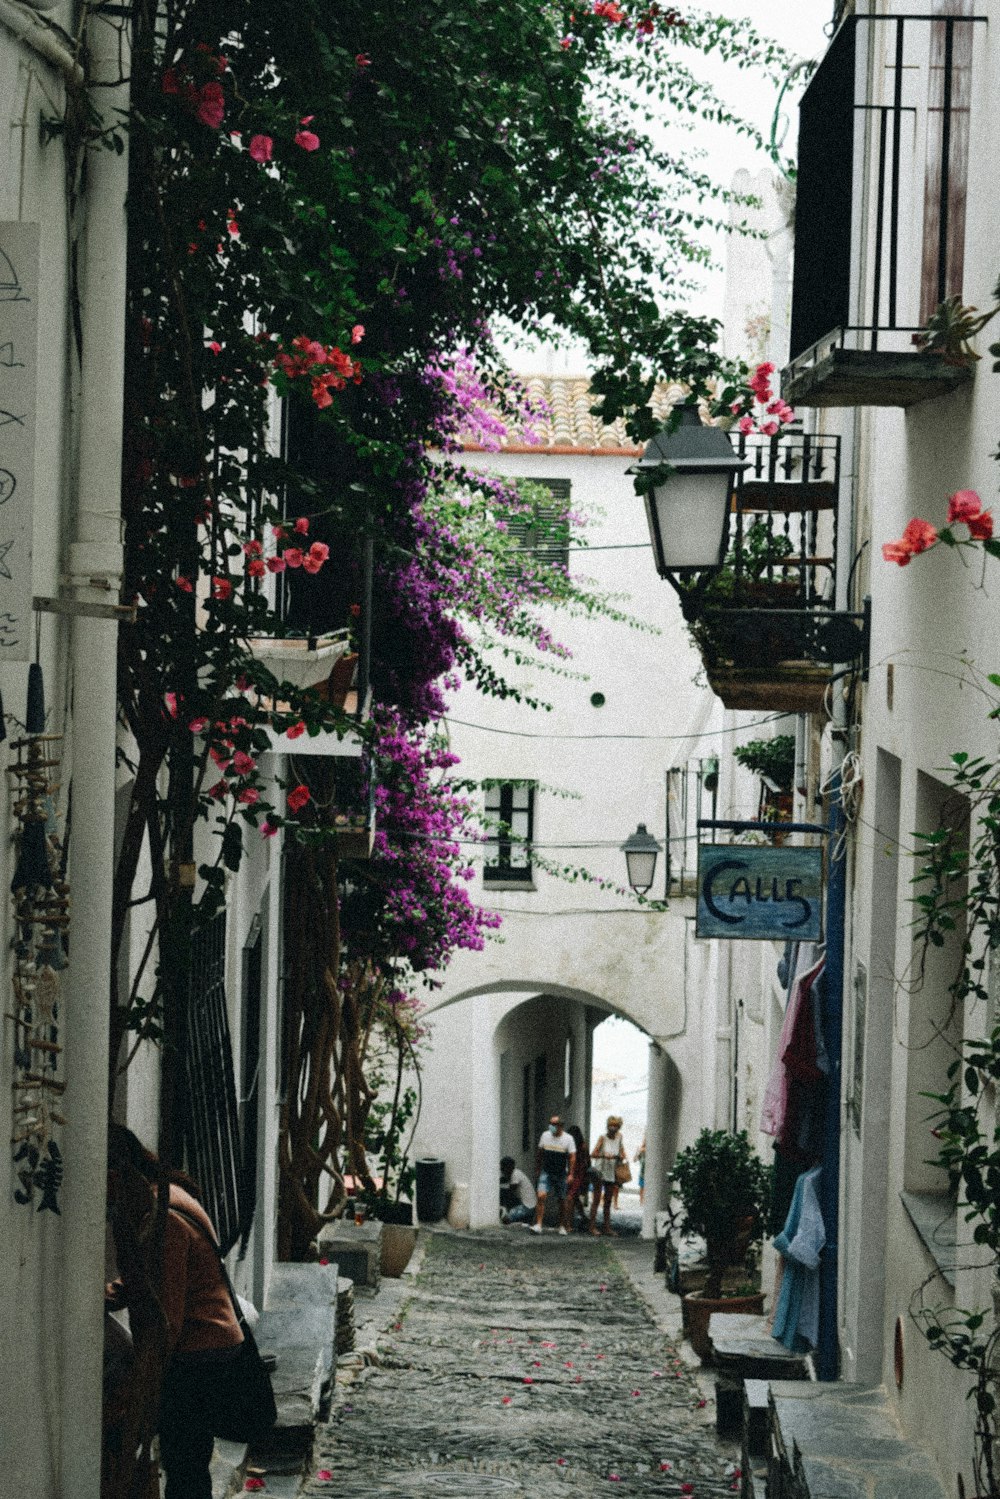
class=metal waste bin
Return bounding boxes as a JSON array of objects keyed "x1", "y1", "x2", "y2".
[{"x1": 415, "y1": 1156, "x2": 446, "y2": 1222}]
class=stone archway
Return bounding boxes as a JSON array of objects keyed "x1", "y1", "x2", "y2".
[{"x1": 412, "y1": 981, "x2": 684, "y2": 1232}]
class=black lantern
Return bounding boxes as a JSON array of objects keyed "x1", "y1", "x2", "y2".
[
  {"x1": 621, "y1": 823, "x2": 662, "y2": 896},
  {"x1": 628, "y1": 404, "x2": 749, "y2": 578}
]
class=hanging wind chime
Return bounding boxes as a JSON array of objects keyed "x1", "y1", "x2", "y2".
[{"x1": 9, "y1": 662, "x2": 70, "y2": 1213}]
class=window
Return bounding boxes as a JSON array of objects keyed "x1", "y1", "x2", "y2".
[
  {"x1": 508, "y1": 479, "x2": 571, "y2": 570},
  {"x1": 564, "y1": 1035, "x2": 573, "y2": 1103},
  {"x1": 484, "y1": 781, "x2": 535, "y2": 885}
]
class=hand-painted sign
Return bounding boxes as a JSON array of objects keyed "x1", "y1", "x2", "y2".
[
  {"x1": 0, "y1": 223, "x2": 39, "y2": 662},
  {"x1": 696, "y1": 842, "x2": 823, "y2": 941}
]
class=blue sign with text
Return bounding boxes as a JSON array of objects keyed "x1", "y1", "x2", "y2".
[{"x1": 696, "y1": 843, "x2": 823, "y2": 941}]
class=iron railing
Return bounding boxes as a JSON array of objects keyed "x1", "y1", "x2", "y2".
[
  {"x1": 184, "y1": 910, "x2": 254, "y2": 1257},
  {"x1": 787, "y1": 11, "x2": 986, "y2": 382}
]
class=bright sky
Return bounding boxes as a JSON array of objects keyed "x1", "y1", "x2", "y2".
[{"x1": 505, "y1": 1, "x2": 831, "y2": 372}]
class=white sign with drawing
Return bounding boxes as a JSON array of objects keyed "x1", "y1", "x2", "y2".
[{"x1": 0, "y1": 223, "x2": 38, "y2": 661}]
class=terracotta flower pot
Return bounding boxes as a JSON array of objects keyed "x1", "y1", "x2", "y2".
[{"x1": 683, "y1": 1290, "x2": 766, "y2": 1362}]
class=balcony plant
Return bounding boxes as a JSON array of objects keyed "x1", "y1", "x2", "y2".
[
  {"x1": 670, "y1": 1128, "x2": 771, "y2": 1359},
  {"x1": 733, "y1": 734, "x2": 796, "y2": 792}
]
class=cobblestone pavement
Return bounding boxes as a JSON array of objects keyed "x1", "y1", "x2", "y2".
[{"x1": 302, "y1": 1230, "x2": 740, "y2": 1497}]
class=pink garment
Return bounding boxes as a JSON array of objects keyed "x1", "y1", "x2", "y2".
[{"x1": 760, "y1": 954, "x2": 825, "y2": 1139}]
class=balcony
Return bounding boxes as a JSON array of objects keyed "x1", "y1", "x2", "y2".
[
  {"x1": 782, "y1": 11, "x2": 985, "y2": 410},
  {"x1": 683, "y1": 431, "x2": 867, "y2": 713}
]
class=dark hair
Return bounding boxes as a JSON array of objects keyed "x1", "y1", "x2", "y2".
[
  {"x1": 500, "y1": 1156, "x2": 515, "y2": 1176},
  {"x1": 108, "y1": 1122, "x2": 203, "y2": 1201}
]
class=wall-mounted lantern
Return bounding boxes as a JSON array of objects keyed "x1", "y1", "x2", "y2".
[{"x1": 621, "y1": 823, "x2": 662, "y2": 896}]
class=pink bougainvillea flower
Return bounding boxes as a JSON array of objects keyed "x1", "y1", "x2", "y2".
[
  {"x1": 244, "y1": 1482, "x2": 265, "y2": 1494},
  {"x1": 207, "y1": 340, "x2": 222, "y2": 355},
  {"x1": 266, "y1": 556, "x2": 286, "y2": 573},
  {"x1": 232, "y1": 750, "x2": 255, "y2": 777},
  {"x1": 246, "y1": 558, "x2": 266, "y2": 579},
  {"x1": 969, "y1": 509, "x2": 994, "y2": 541},
  {"x1": 901, "y1": 517, "x2": 938, "y2": 554},
  {"x1": 631, "y1": 1388, "x2": 641, "y2": 1397},
  {"x1": 286, "y1": 721, "x2": 307, "y2": 739},
  {"x1": 758, "y1": 419, "x2": 779, "y2": 437},
  {"x1": 608, "y1": 1476, "x2": 621, "y2": 1484},
  {"x1": 243, "y1": 539, "x2": 264, "y2": 557},
  {"x1": 351, "y1": 324, "x2": 365, "y2": 345},
  {"x1": 283, "y1": 547, "x2": 304, "y2": 569},
  {"x1": 696, "y1": 1397, "x2": 707, "y2": 1409},
  {"x1": 175, "y1": 575, "x2": 194, "y2": 593},
  {"x1": 557, "y1": 1458, "x2": 568, "y2": 1467},
  {"x1": 261, "y1": 821, "x2": 278, "y2": 839},
  {"x1": 947, "y1": 488, "x2": 983, "y2": 523},
  {"x1": 501, "y1": 1396, "x2": 513, "y2": 1406},
  {"x1": 307, "y1": 541, "x2": 330, "y2": 565},
  {"x1": 523, "y1": 1376, "x2": 533, "y2": 1385},
  {"x1": 300, "y1": 114, "x2": 315, "y2": 124},
  {"x1": 737, "y1": 415, "x2": 755, "y2": 436},
  {"x1": 211, "y1": 577, "x2": 233, "y2": 601},
  {"x1": 301, "y1": 554, "x2": 323, "y2": 575},
  {"x1": 238, "y1": 786, "x2": 260, "y2": 805},
  {"x1": 574, "y1": 1375, "x2": 582, "y2": 1383},
  {"x1": 294, "y1": 516, "x2": 310, "y2": 534},
  {"x1": 681, "y1": 1483, "x2": 695, "y2": 1494},
  {"x1": 315, "y1": 1472, "x2": 333, "y2": 1484},
  {"x1": 196, "y1": 81, "x2": 225, "y2": 128},
  {"x1": 659, "y1": 1461, "x2": 673, "y2": 1471},
  {"x1": 164, "y1": 691, "x2": 179, "y2": 719},
  {"x1": 188, "y1": 717, "x2": 209, "y2": 734},
  {"x1": 249, "y1": 134, "x2": 273, "y2": 163},
  {"x1": 209, "y1": 780, "x2": 229, "y2": 800},
  {"x1": 560, "y1": 34, "x2": 573, "y2": 47},
  {"x1": 294, "y1": 127, "x2": 320, "y2": 151},
  {"x1": 564, "y1": 1360, "x2": 574, "y2": 1368},
  {"x1": 287, "y1": 784, "x2": 310, "y2": 813},
  {"x1": 652, "y1": 1370, "x2": 663, "y2": 1378},
  {"x1": 355, "y1": 52, "x2": 372, "y2": 66},
  {"x1": 161, "y1": 68, "x2": 180, "y2": 94}
]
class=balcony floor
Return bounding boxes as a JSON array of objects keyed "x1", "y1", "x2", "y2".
[{"x1": 782, "y1": 347, "x2": 973, "y2": 408}]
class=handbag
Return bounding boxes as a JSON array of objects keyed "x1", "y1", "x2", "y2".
[
  {"x1": 614, "y1": 1157, "x2": 632, "y2": 1186},
  {"x1": 169, "y1": 1208, "x2": 277, "y2": 1443}
]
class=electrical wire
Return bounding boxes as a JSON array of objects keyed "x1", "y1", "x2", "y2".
[{"x1": 441, "y1": 713, "x2": 787, "y2": 741}]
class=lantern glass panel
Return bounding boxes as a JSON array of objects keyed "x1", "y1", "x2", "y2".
[
  {"x1": 649, "y1": 470, "x2": 732, "y2": 571},
  {"x1": 626, "y1": 848, "x2": 657, "y2": 894}
]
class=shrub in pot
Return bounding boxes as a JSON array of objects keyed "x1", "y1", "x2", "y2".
[{"x1": 670, "y1": 1128, "x2": 771, "y2": 1358}]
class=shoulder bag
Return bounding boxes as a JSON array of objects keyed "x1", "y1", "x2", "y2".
[
  {"x1": 614, "y1": 1145, "x2": 632, "y2": 1186},
  {"x1": 169, "y1": 1207, "x2": 278, "y2": 1443}
]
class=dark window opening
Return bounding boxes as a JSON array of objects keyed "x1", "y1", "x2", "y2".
[
  {"x1": 238, "y1": 915, "x2": 263, "y2": 1259},
  {"x1": 484, "y1": 781, "x2": 535, "y2": 884},
  {"x1": 521, "y1": 1062, "x2": 531, "y2": 1152}
]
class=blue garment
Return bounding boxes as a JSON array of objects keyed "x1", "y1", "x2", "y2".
[{"x1": 772, "y1": 1166, "x2": 824, "y2": 1352}]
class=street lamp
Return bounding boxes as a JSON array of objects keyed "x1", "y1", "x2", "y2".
[
  {"x1": 628, "y1": 404, "x2": 749, "y2": 581},
  {"x1": 621, "y1": 823, "x2": 662, "y2": 896}
]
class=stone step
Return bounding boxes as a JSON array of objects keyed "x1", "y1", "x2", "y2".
[{"x1": 767, "y1": 1381, "x2": 948, "y2": 1499}]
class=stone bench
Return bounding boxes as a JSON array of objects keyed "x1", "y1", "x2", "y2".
[{"x1": 317, "y1": 1218, "x2": 383, "y2": 1291}]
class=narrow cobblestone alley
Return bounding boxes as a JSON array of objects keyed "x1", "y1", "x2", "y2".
[{"x1": 303, "y1": 1232, "x2": 738, "y2": 1498}]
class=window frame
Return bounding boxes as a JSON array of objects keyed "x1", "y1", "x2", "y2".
[{"x1": 483, "y1": 779, "x2": 536, "y2": 888}]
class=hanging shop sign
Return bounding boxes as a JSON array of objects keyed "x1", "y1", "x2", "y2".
[
  {"x1": 0, "y1": 222, "x2": 38, "y2": 662},
  {"x1": 696, "y1": 842, "x2": 823, "y2": 941}
]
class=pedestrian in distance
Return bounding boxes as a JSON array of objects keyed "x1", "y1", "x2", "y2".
[
  {"x1": 533, "y1": 1113, "x2": 576, "y2": 1235},
  {"x1": 589, "y1": 1115, "x2": 627, "y2": 1237},
  {"x1": 635, "y1": 1136, "x2": 647, "y2": 1206},
  {"x1": 499, "y1": 1155, "x2": 537, "y2": 1225},
  {"x1": 566, "y1": 1124, "x2": 591, "y2": 1233}
]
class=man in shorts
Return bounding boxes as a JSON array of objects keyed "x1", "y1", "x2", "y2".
[{"x1": 532, "y1": 1114, "x2": 575, "y2": 1236}]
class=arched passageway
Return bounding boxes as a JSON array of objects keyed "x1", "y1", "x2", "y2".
[{"x1": 412, "y1": 982, "x2": 685, "y2": 1232}]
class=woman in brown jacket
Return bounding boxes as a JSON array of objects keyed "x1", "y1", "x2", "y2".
[{"x1": 107, "y1": 1126, "x2": 243, "y2": 1499}]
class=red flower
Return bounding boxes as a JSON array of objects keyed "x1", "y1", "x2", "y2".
[
  {"x1": 196, "y1": 80, "x2": 225, "y2": 128},
  {"x1": 294, "y1": 516, "x2": 310, "y2": 535},
  {"x1": 207, "y1": 340, "x2": 222, "y2": 355},
  {"x1": 211, "y1": 577, "x2": 233, "y2": 601},
  {"x1": 232, "y1": 750, "x2": 255, "y2": 777},
  {"x1": 238, "y1": 786, "x2": 260, "y2": 805},
  {"x1": 969, "y1": 509, "x2": 994, "y2": 541},
  {"x1": 283, "y1": 547, "x2": 304, "y2": 569},
  {"x1": 947, "y1": 488, "x2": 984, "y2": 524},
  {"x1": 188, "y1": 717, "x2": 209, "y2": 733},
  {"x1": 881, "y1": 541, "x2": 913, "y2": 567},
  {"x1": 209, "y1": 779, "x2": 229, "y2": 800},
  {"x1": 287, "y1": 784, "x2": 310, "y2": 813},
  {"x1": 349, "y1": 603, "x2": 362, "y2": 617},
  {"x1": 266, "y1": 556, "x2": 286, "y2": 573},
  {"x1": 161, "y1": 68, "x2": 180, "y2": 95},
  {"x1": 175, "y1": 575, "x2": 194, "y2": 593},
  {"x1": 286, "y1": 721, "x2": 306, "y2": 739},
  {"x1": 295, "y1": 128, "x2": 320, "y2": 152},
  {"x1": 355, "y1": 52, "x2": 372, "y2": 66},
  {"x1": 243, "y1": 539, "x2": 264, "y2": 557},
  {"x1": 901, "y1": 516, "x2": 938, "y2": 554},
  {"x1": 351, "y1": 324, "x2": 365, "y2": 345},
  {"x1": 249, "y1": 134, "x2": 273, "y2": 163},
  {"x1": 247, "y1": 558, "x2": 266, "y2": 579}
]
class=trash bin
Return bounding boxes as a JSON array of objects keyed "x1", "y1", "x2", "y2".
[{"x1": 415, "y1": 1156, "x2": 446, "y2": 1222}]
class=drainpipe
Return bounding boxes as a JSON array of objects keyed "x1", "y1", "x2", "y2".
[{"x1": 58, "y1": 11, "x2": 128, "y2": 1498}]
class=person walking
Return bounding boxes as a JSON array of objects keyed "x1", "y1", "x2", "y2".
[
  {"x1": 106, "y1": 1125, "x2": 247, "y2": 1499},
  {"x1": 566, "y1": 1125, "x2": 591, "y2": 1232},
  {"x1": 589, "y1": 1115, "x2": 626, "y2": 1237},
  {"x1": 533, "y1": 1114, "x2": 575, "y2": 1235}
]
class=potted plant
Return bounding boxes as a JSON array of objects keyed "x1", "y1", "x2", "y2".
[
  {"x1": 670, "y1": 1128, "x2": 771, "y2": 1360},
  {"x1": 364, "y1": 1025, "x2": 421, "y2": 1276}
]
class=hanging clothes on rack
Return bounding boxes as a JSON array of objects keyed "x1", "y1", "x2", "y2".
[
  {"x1": 771, "y1": 1165, "x2": 825, "y2": 1352},
  {"x1": 760, "y1": 946, "x2": 825, "y2": 1142}
]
